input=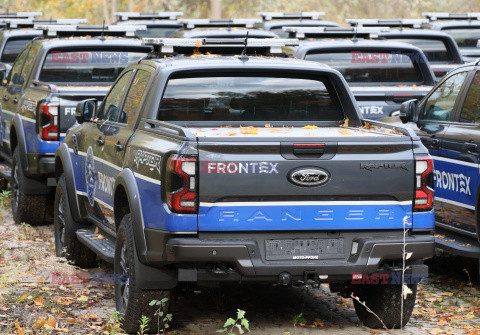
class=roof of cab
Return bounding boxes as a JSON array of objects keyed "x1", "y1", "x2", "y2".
[
  {"x1": 173, "y1": 28, "x2": 279, "y2": 39},
  {"x1": 116, "y1": 20, "x2": 183, "y2": 27},
  {"x1": 263, "y1": 20, "x2": 339, "y2": 30},
  {"x1": 378, "y1": 28, "x2": 455, "y2": 38},
  {"x1": 0, "y1": 28, "x2": 42, "y2": 38},
  {"x1": 296, "y1": 38, "x2": 426, "y2": 54},
  {"x1": 144, "y1": 55, "x2": 333, "y2": 72},
  {"x1": 428, "y1": 20, "x2": 480, "y2": 30},
  {"x1": 33, "y1": 36, "x2": 150, "y2": 49}
]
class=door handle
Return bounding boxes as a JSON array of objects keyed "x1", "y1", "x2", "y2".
[
  {"x1": 96, "y1": 137, "x2": 104, "y2": 146},
  {"x1": 465, "y1": 142, "x2": 478, "y2": 152},
  {"x1": 13, "y1": 97, "x2": 18, "y2": 104},
  {"x1": 430, "y1": 138, "x2": 440, "y2": 145},
  {"x1": 114, "y1": 142, "x2": 124, "y2": 151},
  {"x1": 3, "y1": 96, "x2": 8, "y2": 102}
]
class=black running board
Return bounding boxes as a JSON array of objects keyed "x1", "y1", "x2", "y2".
[
  {"x1": 435, "y1": 228, "x2": 480, "y2": 258},
  {"x1": 76, "y1": 228, "x2": 115, "y2": 263}
]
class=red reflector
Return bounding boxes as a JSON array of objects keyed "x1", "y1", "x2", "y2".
[{"x1": 293, "y1": 143, "x2": 325, "y2": 147}]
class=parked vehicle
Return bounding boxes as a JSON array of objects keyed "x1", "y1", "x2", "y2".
[
  {"x1": 291, "y1": 27, "x2": 436, "y2": 119},
  {"x1": 422, "y1": 13, "x2": 480, "y2": 62},
  {"x1": 0, "y1": 24, "x2": 150, "y2": 226},
  {"x1": 386, "y1": 58, "x2": 480, "y2": 265},
  {"x1": 55, "y1": 37, "x2": 434, "y2": 333},
  {"x1": 258, "y1": 12, "x2": 339, "y2": 38},
  {"x1": 114, "y1": 12, "x2": 184, "y2": 38}
]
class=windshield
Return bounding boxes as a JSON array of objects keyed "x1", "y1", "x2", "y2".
[
  {"x1": 442, "y1": 27, "x2": 480, "y2": 48},
  {"x1": 134, "y1": 27, "x2": 181, "y2": 38},
  {"x1": 159, "y1": 75, "x2": 343, "y2": 122},
  {"x1": 39, "y1": 49, "x2": 147, "y2": 85},
  {"x1": 386, "y1": 38, "x2": 455, "y2": 64},
  {"x1": 305, "y1": 51, "x2": 423, "y2": 84},
  {"x1": 1, "y1": 37, "x2": 32, "y2": 63}
]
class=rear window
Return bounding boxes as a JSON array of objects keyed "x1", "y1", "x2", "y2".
[
  {"x1": 1, "y1": 37, "x2": 32, "y2": 63},
  {"x1": 38, "y1": 49, "x2": 147, "y2": 85},
  {"x1": 305, "y1": 50, "x2": 423, "y2": 84},
  {"x1": 386, "y1": 38, "x2": 454, "y2": 64},
  {"x1": 159, "y1": 75, "x2": 343, "y2": 122},
  {"x1": 442, "y1": 28, "x2": 480, "y2": 48}
]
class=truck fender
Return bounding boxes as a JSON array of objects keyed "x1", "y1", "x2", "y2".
[
  {"x1": 114, "y1": 168, "x2": 177, "y2": 290},
  {"x1": 55, "y1": 143, "x2": 83, "y2": 223},
  {"x1": 11, "y1": 114, "x2": 29, "y2": 173},
  {"x1": 114, "y1": 168, "x2": 148, "y2": 262}
]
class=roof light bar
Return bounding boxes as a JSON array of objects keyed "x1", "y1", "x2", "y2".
[
  {"x1": 283, "y1": 26, "x2": 389, "y2": 39},
  {"x1": 114, "y1": 12, "x2": 183, "y2": 21},
  {"x1": 345, "y1": 19, "x2": 429, "y2": 28},
  {"x1": 422, "y1": 12, "x2": 480, "y2": 21},
  {"x1": 142, "y1": 37, "x2": 298, "y2": 55},
  {"x1": 37, "y1": 24, "x2": 147, "y2": 37},
  {"x1": 0, "y1": 18, "x2": 87, "y2": 29},
  {"x1": 0, "y1": 12, "x2": 42, "y2": 19},
  {"x1": 258, "y1": 12, "x2": 325, "y2": 21},
  {"x1": 179, "y1": 19, "x2": 262, "y2": 29}
]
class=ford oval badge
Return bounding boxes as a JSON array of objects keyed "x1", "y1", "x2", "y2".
[{"x1": 288, "y1": 168, "x2": 329, "y2": 187}]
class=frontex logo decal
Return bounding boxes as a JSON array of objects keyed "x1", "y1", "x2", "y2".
[
  {"x1": 134, "y1": 150, "x2": 162, "y2": 174},
  {"x1": 85, "y1": 146, "x2": 96, "y2": 207},
  {"x1": 434, "y1": 170, "x2": 471, "y2": 195},
  {"x1": 360, "y1": 162, "x2": 408, "y2": 171},
  {"x1": 201, "y1": 161, "x2": 279, "y2": 174}
]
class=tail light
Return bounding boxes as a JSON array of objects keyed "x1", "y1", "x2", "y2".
[
  {"x1": 414, "y1": 156, "x2": 434, "y2": 211},
  {"x1": 165, "y1": 155, "x2": 198, "y2": 213},
  {"x1": 38, "y1": 102, "x2": 59, "y2": 140}
]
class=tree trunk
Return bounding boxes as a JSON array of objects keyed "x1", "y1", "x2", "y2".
[
  {"x1": 102, "y1": 0, "x2": 111, "y2": 24},
  {"x1": 211, "y1": 0, "x2": 222, "y2": 19}
]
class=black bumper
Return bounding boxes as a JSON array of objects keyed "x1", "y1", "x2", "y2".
[
  {"x1": 26, "y1": 153, "x2": 55, "y2": 176},
  {"x1": 145, "y1": 230, "x2": 434, "y2": 283}
]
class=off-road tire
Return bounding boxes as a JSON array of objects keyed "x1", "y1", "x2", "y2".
[
  {"x1": 353, "y1": 283, "x2": 418, "y2": 329},
  {"x1": 11, "y1": 147, "x2": 46, "y2": 226},
  {"x1": 115, "y1": 214, "x2": 172, "y2": 334},
  {"x1": 54, "y1": 174, "x2": 97, "y2": 268}
]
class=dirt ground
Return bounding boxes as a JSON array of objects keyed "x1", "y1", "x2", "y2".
[{"x1": 0, "y1": 204, "x2": 480, "y2": 335}]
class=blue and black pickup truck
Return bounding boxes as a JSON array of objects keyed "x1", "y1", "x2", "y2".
[
  {"x1": 258, "y1": 12, "x2": 340, "y2": 38},
  {"x1": 385, "y1": 58, "x2": 480, "y2": 270},
  {"x1": 54, "y1": 37, "x2": 434, "y2": 333},
  {"x1": 289, "y1": 27, "x2": 436, "y2": 119},
  {"x1": 345, "y1": 19, "x2": 465, "y2": 79},
  {"x1": 0, "y1": 24, "x2": 150, "y2": 226},
  {"x1": 422, "y1": 12, "x2": 480, "y2": 62},
  {"x1": 0, "y1": 19, "x2": 87, "y2": 77},
  {"x1": 114, "y1": 12, "x2": 184, "y2": 38}
]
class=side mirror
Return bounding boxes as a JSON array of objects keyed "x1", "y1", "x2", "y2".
[
  {"x1": 399, "y1": 99, "x2": 418, "y2": 124},
  {"x1": 76, "y1": 99, "x2": 97, "y2": 124}
]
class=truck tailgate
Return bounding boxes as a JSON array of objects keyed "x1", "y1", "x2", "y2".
[{"x1": 197, "y1": 128, "x2": 415, "y2": 231}]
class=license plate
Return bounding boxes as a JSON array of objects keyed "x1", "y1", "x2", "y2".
[{"x1": 265, "y1": 238, "x2": 344, "y2": 261}]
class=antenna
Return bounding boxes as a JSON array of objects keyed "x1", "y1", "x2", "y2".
[
  {"x1": 239, "y1": 31, "x2": 249, "y2": 61},
  {"x1": 352, "y1": 23, "x2": 358, "y2": 42},
  {"x1": 100, "y1": 20, "x2": 106, "y2": 41}
]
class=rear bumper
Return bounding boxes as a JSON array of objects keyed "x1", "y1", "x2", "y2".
[
  {"x1": 26, "y1": 153, "x2": 55, "y2": 177},
  {"x1": 146, "y1": 230, "x2": 434, "y2": 283}
]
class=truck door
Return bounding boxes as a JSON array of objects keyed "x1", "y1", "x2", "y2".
[
  {"x1": 436, "y1": 70, "x2": 480, "y2": 236},
  {"x1": 95, "y1": 67, "x2": 152, "y2": 230},
  {"x1": 416, "y1": 71, "x2": 470, "y2": 227}
]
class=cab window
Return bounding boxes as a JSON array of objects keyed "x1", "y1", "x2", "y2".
[
  {"x1": 421, "y1": 71, "x2": 468, "y2": 121},
  {"x1": 120, "y1": 70, "x2": 151, "y2": 124},
  {"x1": 459, "y1": 72, "x2": 480, "y2": 123},
  {"x1": 97, "y1": 71, "x2": 133, "y2": 122},
  {"x1": 19, "y1": 45, "x2": 39, "y2": 86},
  {"x1": 7, "y1": 47, "x2": 29, "y2": 86}
]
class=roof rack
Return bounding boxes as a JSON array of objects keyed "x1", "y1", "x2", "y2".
[
  {"x1": 179, "y1": 19, "x2": 262, "y2": 29},
  {"x1": 345, "y1": 19, "x2": 429, "y2": 28},
  {"x1": 37, "y1": 24, "x2": 147, "y2": 37},
  {"x1": 258, "y1": 12, "x2": 325, "y2": 21},
  {"x1": 0, "y1": 12, "x2": 42, "y2": 19},
  {"x1": 422, "y1": 12, "x2": 480, "y2": 21},
  {"x1": 283, "y1": 26, "x2": 389, "y2": 39},
  {"x1": 142, "y1": 37, "x2": 298, "y2": 57},
  {"x1": 114, "y1": 12, "x2": 183, "y2": 21},
  {"x1": 0, "y1": 18, "x2": 87, "y2": 29}
]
